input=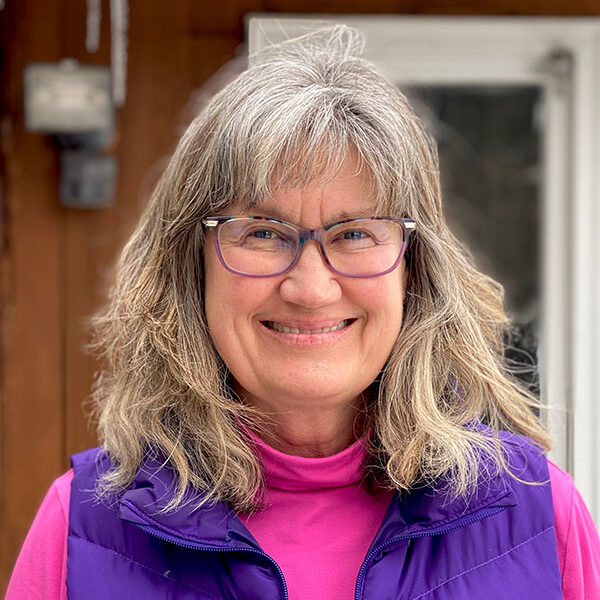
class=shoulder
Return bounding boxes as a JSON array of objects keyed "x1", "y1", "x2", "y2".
[
  {"x1": 547, "y1": 459, "x2": 600, "y2": 599},
  {"x1": 53, "y1": 469, "x2": 74, "y2": 515},
  {"x1": 71, "y1": 445, "x2": 108, "y2": 472},
  {"x1": 29, "y1": 469, "x2": 73, "y2": 533},
  {"x1": 70, "y1": 446, "x2": 113, "y2": 498},
  {"x1": 547, "y1": 459, "x2": 575, "y2": 567},
  {"x1": 496, "y1": 429, "x2": 550, "y2": 481},
  {"x1": 5, "y1": 470, "x2": 73, "y2": 600},
  {"x1": 547, "y1": 459, "x2": 574, "y2": 517}
]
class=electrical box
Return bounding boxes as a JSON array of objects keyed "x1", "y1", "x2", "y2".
[{"x1": 24, "y1": 59, "x2": 113, "y2": 134}]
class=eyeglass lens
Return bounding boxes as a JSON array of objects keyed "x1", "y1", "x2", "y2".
[{"x1": 216, "y1": 218, "x2": 406, "y2": 277}]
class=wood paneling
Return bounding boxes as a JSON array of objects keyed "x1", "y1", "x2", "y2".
[
  {"x1": 2, "y1": 0, "x2": 599, "y2": 594},
  {"x1": 0, "y1": 0, "x2": 64, "y2": 588}
]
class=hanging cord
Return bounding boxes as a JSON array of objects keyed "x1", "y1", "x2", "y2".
[
  {"x1": 110, "y1": 0, "x2": 129, "y2": 107},
  {"x1": 86, "y1": 0, "x2": 129, "y2": 107},
  {"x1": 85, "y1": 0, "x2": 101, "y2": 53}
]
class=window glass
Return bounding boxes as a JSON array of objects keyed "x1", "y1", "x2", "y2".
[{"x1": 405, "y1": 86, "x2": 542, "y2": 393}]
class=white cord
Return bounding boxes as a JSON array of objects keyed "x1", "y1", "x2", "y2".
[
  {"x1": 85, "y1": 0, "x2": 101, "y2": 53},
  {"x1": 110, "y1": 0, "x2": 129, "y2": 107}
]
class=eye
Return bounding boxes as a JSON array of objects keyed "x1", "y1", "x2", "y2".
[
  {"x1": 249, "y1": 228, "x2": 281, "y2": 240},
  {"x1": 329, "y1": 226, "x2": 377, "y2": 248},
  {"x1": 341, "y1": 230, "x2": 371, "y2": 241},
  {"x1": 235, "y1": 223, "x2": 296, "y2": 251}
]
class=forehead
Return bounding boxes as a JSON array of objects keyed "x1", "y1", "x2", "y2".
[
  {"x1": 256, "y1": 204, "x2": 375, "y2": 224},
  {"x1": 255, "y1": 171, "x2": 376, "y2": 226},
  {"x1": 234, "y1": 151, "x2": 389, "y2": 223}
]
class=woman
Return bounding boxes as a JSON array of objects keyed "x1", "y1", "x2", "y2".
[{"x1": 7, "y1": 26, "x2": 599, "y2": 600}]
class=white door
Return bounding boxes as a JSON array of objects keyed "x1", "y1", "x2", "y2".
[{"x1": 248, "y1": 16, "x2": 600, "y2": 524}]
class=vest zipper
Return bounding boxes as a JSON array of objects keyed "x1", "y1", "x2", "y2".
[
  {"x1": 354, "y1": 505, "x2": 508, "y2": 600},
  {"x1": 123, "y1": 507, "x2": 289, "y2": 600}
]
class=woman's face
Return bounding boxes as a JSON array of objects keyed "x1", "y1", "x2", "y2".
[{"x1": 203, "y1": 153, "x2": 407, "y2": 423}]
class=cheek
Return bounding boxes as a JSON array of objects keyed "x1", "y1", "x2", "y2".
[
  {"x1": 204, "y1": 253, "x2": 275, "y2": 350},
  {"x1": 357, "y1": 270, "x2": 406, "y2": 320},
  {"x1": 203, "y1": 250, "x2": 241, "y2": 352},
  {"x1": 203, "y1": 252, "x2": 223, "y2": 328}
]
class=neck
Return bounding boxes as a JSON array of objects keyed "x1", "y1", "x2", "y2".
[{"x1": 253, "y1": 406, "x2": 368, "y2": 458}]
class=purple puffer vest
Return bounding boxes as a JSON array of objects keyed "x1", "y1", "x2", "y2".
[{"x1": 67, "y1": 432, "x2": 563, "y2": 599}]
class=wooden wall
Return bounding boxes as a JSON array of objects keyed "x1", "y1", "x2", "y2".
[{"x1": 1, "y1": 0, "x2": 598, "y2": 593}]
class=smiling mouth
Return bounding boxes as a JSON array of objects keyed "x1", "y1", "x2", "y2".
[{"x1": 263, "y1": 319, "x2": 353, "y2": 334}]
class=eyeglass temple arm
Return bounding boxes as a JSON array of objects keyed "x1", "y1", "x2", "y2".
[
  {"x1": 202, "y1": 218, "x2": 223, "y2": 229},
  {"x1": 401, "y1": 219, "x2": 416, "y2": 241}
]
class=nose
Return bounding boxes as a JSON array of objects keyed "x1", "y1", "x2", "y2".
[{"x1": 278, "y1": 241, "x2": 342, "y2": 308}]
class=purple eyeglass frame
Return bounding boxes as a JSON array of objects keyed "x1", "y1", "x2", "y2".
[{"x1": 202, "y1": 215, "x2": 416, "y2": 278}]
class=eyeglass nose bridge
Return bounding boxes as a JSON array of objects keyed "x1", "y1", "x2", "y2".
[{"x1": 288, "y1": 227, "x2": 333, "y2": 272}]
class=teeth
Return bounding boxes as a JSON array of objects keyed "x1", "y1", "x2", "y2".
[{"x1": 267, "y1": 320, "x2": 349, "y2": 334}]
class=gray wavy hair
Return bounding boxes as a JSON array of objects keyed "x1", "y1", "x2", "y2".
[{"x1": 91, "y1": 25, "x2": 550, "y2": 511}]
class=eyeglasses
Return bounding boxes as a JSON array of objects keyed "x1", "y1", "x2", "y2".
[{"x1": 202, "y1": 216, "x2": 416, "y2": 278}]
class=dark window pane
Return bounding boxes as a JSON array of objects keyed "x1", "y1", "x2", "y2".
[{"x1": 405, "y1": 86, "x2": 542, "y2": 393}]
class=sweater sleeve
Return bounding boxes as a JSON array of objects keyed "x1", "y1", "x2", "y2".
[
  {"x1": 4, "y1": 470, "x2": 72, "y2": 600},
  {"x1": 548, "y1": 460, "x2": 600, "y2": 600}
]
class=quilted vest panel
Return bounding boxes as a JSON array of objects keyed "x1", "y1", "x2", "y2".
[{"x1": 67, "y1": 433, "x2": 563, "y2": 600}]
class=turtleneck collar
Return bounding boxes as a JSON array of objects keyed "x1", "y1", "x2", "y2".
[{"x1": 244, "y1": 427, "x2": 368, "y2": 492}]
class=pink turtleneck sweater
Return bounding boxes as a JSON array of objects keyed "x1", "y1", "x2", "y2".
[
  {"x1": 238, "y1": 432, "x2": 393, "y2": 600},
  {"x1": 5, "y1": 437, "x2": 600, "y2": 599}
]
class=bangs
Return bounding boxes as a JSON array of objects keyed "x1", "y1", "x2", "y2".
[
  {"x1": 190, "y1": 34, "x2": 427, "y2": 223},
  {"x1": 239, "y1": 136, "x2": 391, "y2": 217},
  {"x1": 208, "y1": 84, "x2": 401, "y2": 217}
]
